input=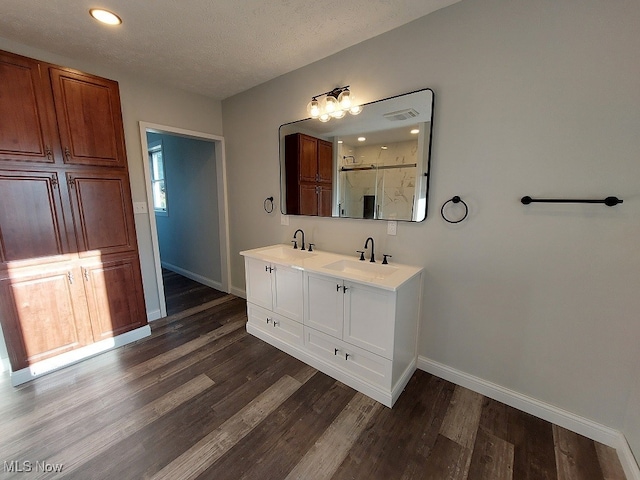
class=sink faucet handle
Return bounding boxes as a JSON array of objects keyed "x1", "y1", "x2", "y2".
[
  {"x1": 308, "y1": 243, "x2": 315, "y2": 252},
  {"x1": 382, "y1": 254, "x2": 392, "y2": 265},
  {"x1": 357, "y1": 250, "x2": 365, "y2": 261},
  {"x1": 291, "y1": 240, "x2": 298, "y2": 249}
]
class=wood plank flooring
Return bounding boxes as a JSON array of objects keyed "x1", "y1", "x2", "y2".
[{"x1": 0, "y1": 271, "x2": 627, "y2": 479}]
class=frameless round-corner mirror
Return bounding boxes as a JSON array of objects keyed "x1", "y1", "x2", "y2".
[{"x1": 279, "y1": 88, "x2": 434, "y2": 222}]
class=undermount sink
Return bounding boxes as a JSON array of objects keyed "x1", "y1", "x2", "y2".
[
  {"x1": 260, "y1": 245, "x2": 317, "y2": 261},
  {"x1": 323, "y1": 259, "x2": 398, "y2": 279}
]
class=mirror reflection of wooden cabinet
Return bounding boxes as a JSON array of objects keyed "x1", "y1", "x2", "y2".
[{"x1": 284, "y1": 133, "x2": 333, "y2": 216}]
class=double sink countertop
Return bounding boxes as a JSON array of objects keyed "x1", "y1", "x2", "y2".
[{"x1": 240, "y1": 244, "x2": 423, "y2": 291}]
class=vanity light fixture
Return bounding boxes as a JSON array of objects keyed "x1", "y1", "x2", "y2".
[
  {"x1": 89, "y1": 8, "x2": 122, "y2": 25},
  {"x1": 307, "y1": 86, "x2": 363, "y2": 122}
]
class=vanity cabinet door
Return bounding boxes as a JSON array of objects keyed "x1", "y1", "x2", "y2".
[
  {"x1": 304, "y1": 272, "x2": 343, "y2": 338},
  {"x1": 245, "y1": 258, "x2": 274, "y2": 310},
  {"x1": 271, "y1": 264, "x2": 303, "y2": 323},
  {"x1": 343, "y1": 282, "x2": 395, "y2": 359}
]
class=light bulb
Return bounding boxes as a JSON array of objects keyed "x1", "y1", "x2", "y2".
[
  {"x1": 319, "y1": 113, "x2": 331, "y2": 122},
  {"x1": 307, "y1": 99, "x2": 320, "y2": 118},
  {"x1": 324, "y1": 95, "x2": 338, "y2": 114},
  {"x1": 349, "y1": 104, "x2": 363, "y2": 115},
  {"x1": 338, "y1": 90, "x2": 352, "y2": 110},
  {"x1": 331, "y1": 109, "x2": 346, "y2": 119}
]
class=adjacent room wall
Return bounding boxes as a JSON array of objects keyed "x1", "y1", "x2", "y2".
[
  {"x1": 222, "y1": 0, "x2": 640, "y2": 460},
  {"x1": 0, "y1": 36, "x2": 224, "y2": 320},
  {"x1": 147, "y1": 132, "x2": 222, "y2": 288}
]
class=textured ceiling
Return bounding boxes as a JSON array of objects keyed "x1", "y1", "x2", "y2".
[{"x1": 0, "y1": 0, "x2": 460, "y2": 100}]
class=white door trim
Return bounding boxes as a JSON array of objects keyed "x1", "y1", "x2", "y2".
[{"x1": 138, "y1": 121, "x2": 231, "y2": 319}]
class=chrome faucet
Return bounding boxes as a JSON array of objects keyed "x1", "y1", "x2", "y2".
[
  {"x1": 364, "y1": 237, "x2": 375, "y2": 263},
  {"x1": 292, "y1": 229, "x2": 306, "y2": 250}
]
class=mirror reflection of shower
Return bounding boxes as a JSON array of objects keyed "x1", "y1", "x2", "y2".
[{"x1": 336, "y1": 127, "x2": 426, "y2": 221}]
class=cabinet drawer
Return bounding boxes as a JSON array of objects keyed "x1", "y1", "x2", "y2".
[
  {"x1": 304, "y1": 327, "x2": 391, "y2": 389},
  {"x1": 247, "y1": 303, "x2": 303, "y2": 346}
]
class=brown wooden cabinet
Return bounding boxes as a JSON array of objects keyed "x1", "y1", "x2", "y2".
[
  {"x1": 49, "y1": 67, "x2": 127, "y2": 168},
  {"x1": 0, "y1": 264, "x2": 94, "y2": 370},
  {"x1": 0, "y1": 49, "x2": 147, "y2": 375},
  {"x1": 0, "y1": 169, "x2": 75, "y2": 262},
  {"x1": 81, "y1": 253, "x2": 146, "y2": 341},
  {"x1": 285, "y1": 133, "x2": 333, "y2": 216},
  {"x1": 0, "y1": 51, "x2": 60, "y2": 164},
  {"x1": 66, "y1": 170, "x2": 137, "y2": 255}
]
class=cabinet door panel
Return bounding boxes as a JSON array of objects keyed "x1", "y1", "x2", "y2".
[
  {"x1": 299, "y1": 134, "x2": 318, "y2": 182},
  {"x1": 245, "y1": 258, "x2": 273, "y2": 310},
  {"x1": 304, "y1": 273, "x2": 343, "y2": 338},
  {"x1": 343, "y1": 282, "x2": 395, "y2": 359},
  {"x1": 248, "y1": 304, "x2": 303, "y2": 346},
  {"x1": 83, "y1": 254, "x2": 146, "y2": 340},
  {"x1": 49, "y1": 68, "x2": 126, "y2": 167},
  {"x1": 317, "y1": 139, "x2": 333, "y2": 183},
  {"x1": 299, "y1": 184, "x2": 318, "y2": 216},
  {"x1": 0, "y1": 170, "x2": 72, "y2": 262},
  {"x1": 0, "y1": 52, "x2": 59, "y2": 164},
  {"x1": 0, "y1": 267, "x2": 92, "y2": 370},
  {"x1": 318, "y1": 184, "x2": 332, "y2": 217},
  {"x1": 67, "y1": 171, "x2": 136, "y2": 255},
  {"x1": 304, "y1": 327, "x2": 391, "y2": 388},
  {"x1": 272, "y1": 264, "x2": 303, "y2": 322}
]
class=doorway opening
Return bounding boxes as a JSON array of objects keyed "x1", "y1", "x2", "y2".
[{"x1": 139, "y1": 122, "x2": 230, "y2": 319}]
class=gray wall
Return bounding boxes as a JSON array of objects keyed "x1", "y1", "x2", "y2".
[
  {"x1": 147, "y1": 132, "x2": 221, "y2": 286},
  {"x1": 221, "y1": 0, "x2": 640, "y2": 459}
]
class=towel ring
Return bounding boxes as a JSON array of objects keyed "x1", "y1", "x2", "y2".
[
  {"x1": 441, "y1": 196, "x2": 468, "y2": 224},
  {"x1": 264, "y1": 196, "x2": 274, "y2": 213}
]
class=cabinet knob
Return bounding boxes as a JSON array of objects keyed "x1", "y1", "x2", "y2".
[
  {"x1": 345, "y1": 353, "x2": 351, "y2": 360},
  {"x1": 266, "y1": 317, "x2": 271, "y2": 324},
  {"x1": 273, "y1": 320, "x2": 279, "y2": 327},
  {"x1": 336, "y1": 284, "x2": 341, "y2": 292},
  {"x1": 334, "y1": 348, "x2": 339, "y2": 355},
  {"x1": 342, "y1": 285, "x2": 348, "y2": 293}
]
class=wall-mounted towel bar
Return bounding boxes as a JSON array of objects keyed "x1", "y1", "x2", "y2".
[{"x1": 521, "y1": 196, "x2": 623, "y2": 207}]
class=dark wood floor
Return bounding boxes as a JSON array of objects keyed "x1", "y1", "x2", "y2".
[{"x1": 0, "y1": 272, "x2": 627, "y2": 479}]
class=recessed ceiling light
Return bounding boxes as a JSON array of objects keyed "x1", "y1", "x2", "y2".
[
  {"x1": 90, "y1": 8, "x2": 122, "y2": 25},
  {"x1": 381, "y1": 146, "x2": 388, "y2": 150},
  {"x1": 410, "y1": 129, "x2": 420, "y2": 134},
  {"x1": 358, "y1": 137, "x2": 366, "y2": 142}
]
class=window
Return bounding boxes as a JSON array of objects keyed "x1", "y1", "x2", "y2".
[{"x1": 149, "y1": 143, "x2": 167, "y2": 214}]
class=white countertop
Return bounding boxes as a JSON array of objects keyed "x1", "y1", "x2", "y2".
[{"x1": 240, "y1": 244, "x2": 422, "y2": 291}]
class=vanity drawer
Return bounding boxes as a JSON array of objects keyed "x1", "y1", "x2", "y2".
[
  {"x1": 304, "y1": 327, "x2": 391, "y2": 389},
  {"x1": 247, "y1": 303, "x2": 304, "y2": 346}
]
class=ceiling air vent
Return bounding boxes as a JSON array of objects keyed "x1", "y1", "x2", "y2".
[{"x1": 383, "y1": 108, "x2": 419, "y2": 121}]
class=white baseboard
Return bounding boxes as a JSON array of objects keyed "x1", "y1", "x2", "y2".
[
  {"x1": 147, "y1": 308, "x2": 162, "y2": 321},
  {"x1": 418, "y1": 356, "x2": 640, "y2": 480},
  {"x1": 161, "y1": 261, "x2": 223, "y2": 291},
  {"x1": 230, "y1": 286, "x2": 246, "y2": 299},
  {"x1": 10, "y1": 326, "x2": 151, "y2": 386}
]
